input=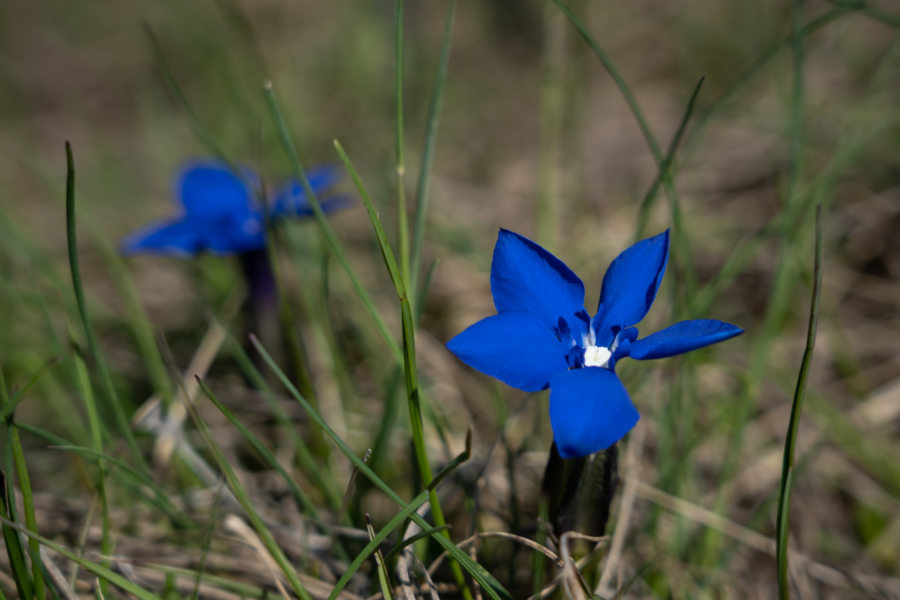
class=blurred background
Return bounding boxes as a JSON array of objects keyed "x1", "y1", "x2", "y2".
[{"x1": 0, "y1": 0, "x2": 898, "y2": 598}]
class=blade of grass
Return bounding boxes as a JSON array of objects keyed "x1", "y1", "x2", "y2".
[
  {"x1": 634, "y1": 76, "x2": 705, "y2": 241},
  {"x1": 67, "y1": 324, "x2": 112, "y2": 597},
  {"x1": 327, "y1": 427, "x2": 472, "y2": 599},
  {"x1": 143, "y1": 25, "x2": 232, "y2": 165},
  {"x1": 394, "y1": 0, "x2": 410, "y2": 290},
  {"x1": 0, "y1": 471, "x2": 33, "y2": 600},
  {"x1": 65, "y1": 142, "x2": 148, "y2": 475},
  {"x1": 197, "y1": 378, "x2": 321, "y2": 522},
  {"x1": 9, "y1": 426, "x2": 46, "y2": 600},
  {"x1": 47, "y1": 445, "x2": 186, "y2": 526},
  {"x1": 366, "y1": 515, "x2": 395, "y2": 600},
  {"x1": 190, "y1": 377, "x2": 314, "y2": 600},
  {"x1": 776, "y1": 206, "x2": 823, "y2": 598},
  {"x1": 410, "y1": 0, "x2": 457, "y2": 302},
  {"x1": 263, "y1": 81, "x2": 402, "y2": 364},
  {"x1": 333, "y1": 139, "x2": 473, "y2": 599},
  {"x1": 251, "y1": 335, "x2": 510, "y2": 600},
  {"x1": 825, "y1": 0, "x2": 900, "y2": 27},
  {"x1": 221, "y1": 333, "x2": 343, "y2": 512},
  {"x1": 0, "y1": 515, "x2": 161, "y2": 600},
  {"x1": 552, "y1": 0, "x2": 696, "y2": 301}
]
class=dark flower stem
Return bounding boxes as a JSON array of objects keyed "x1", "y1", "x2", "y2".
[
  {"x1": 238, "y1": 249, "x2": 317, "y2": 406},
  {"x1": 542, "y1": 442, "x2": 619, "y2": 538}
]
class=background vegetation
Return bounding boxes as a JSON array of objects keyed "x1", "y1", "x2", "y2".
[{"x1": 0, "y1": 0, "x2": 898, "y2": 598}]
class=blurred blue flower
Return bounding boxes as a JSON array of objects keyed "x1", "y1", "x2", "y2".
[
  {"x1": 447, "y1": 229, "x2": 742, "y2": 459},
  {"x1": 122, "y1": 159, "x2": 348, "y2": 256}
]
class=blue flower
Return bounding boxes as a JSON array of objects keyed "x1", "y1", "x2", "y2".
[
  {"x1": 447, "y1": 229, "x2": 743, "y2": 459},
  {"x1": 122, "y1": 159, "x2": 348, "y2": 256}
]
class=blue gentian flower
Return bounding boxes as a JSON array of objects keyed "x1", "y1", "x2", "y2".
[
  {"x1": 447, "y1": 229, "x2": 743, "y2": 459},
  {"x1": 122, "y1": 159, "x2": 348, "y2": 256}
]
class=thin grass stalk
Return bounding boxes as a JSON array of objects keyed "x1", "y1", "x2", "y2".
[
  {"x1": 263, "y1": 82, "x2": 403, "y2": 364},
  {"x1": 224, "y1": 334, "x2": 343, "y2": 512},
  {"x1": 0, "y1": 516, "x2": 161, "y2": 600},
  {"x1": 776, "y1": 204, "x2": 822, "y2": 596},
  {"x1": 328, "y1": 490, "x2": 430, "y2": 600},
  {"x1": 366, "y1": 516, "x2": 395, "y2": 600},
  {"x1": 69, "y1": 327, "x2": 112, "y2": 597},
  {"x1": 552, "y1": 0, "x2": 696, "y2": 301},
  {"x1": 410, "y1": 0, "x2": 457, "y2": 305},
  {"x1": 199, "y1": 376, "x2": 320, "y2": 521},
  {"x1": 824, "y1": 0, "x2": 900, "y2": 26},
  {"x1": 251, "y1": 336, "x2": 510, "y2": 600},
  {"x1": 684, "y1": 6, "x2": 851, "y2": 155},
  {"x1": 0, "y1": 369, "x2": 35, "y2": 600},
  {"x1": 394, "y1": 0, "x2": 410, "y2": 290},
  {"x1": 9, "y1": 426, "x2": 46, "y2": 600},
  {"x1": 97, "y1": 240, "x2": 174, "y2": 411},
  {"x1": 144, "y1": 25, "x2": 232, "y2": 166},
  {"x1": 192, "y1": 377, "x2": 315, "y2": 600},
  {"x1": 537, "y1": 5, "x2": 566, "y2": 248},
  {"x1": 333, "y1": 140, "x2": 474, "y2": 600},
  {"x1": 65, "y1": 142, "x2": 148, "y2": 475},
  {"x1": 634, "y1": 76, "x2": 704, "y2": 241},
  {"x1": 0, "y1": 471, "x2": 36, "y2": 600}
]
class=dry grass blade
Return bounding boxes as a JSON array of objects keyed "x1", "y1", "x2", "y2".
[
  {"x1": 595, "y1": 423, "x2": 645, "y2": 596},
  {"x1": 38, "y1": 548, "x2": 78, "y2": 600},
  {"x1": 632, "y1": 479, "x2": 900, "y2": 597},
  {"x1": 132, "y1": 316, "x2": 231, "y2": 468},
  {"x1": 224, "y1": 514, "x2": 292, "y2": 600}
]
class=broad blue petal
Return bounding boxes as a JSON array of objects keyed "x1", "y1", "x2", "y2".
[
  {"x1": 447, "y1": 312, "x2": 570, "y2": 393},
  {"x1": 121, "y1": 220, "x2": 202, "y2": 256},
  {"x1": 490, "y1": 229, "x2": 587, "y2": 331},
  {"x1": 198, "y1": 218, "x2": 266, "y2": 254},
  {"x1": 270, "y1": 165, "x2": 343, "y2": 216},
  {"x1": 177, "y1": 161, "x2": 257, "y2": 222},
  {"x1": 549, "y1": 367, "x2": 639, "y2": 459},
  {"x1": 593, "y1": 230, "x2": 670, "y2": 343},
  {"x1": 628, "y1": 319, "x2": 743, "y2": 360}
]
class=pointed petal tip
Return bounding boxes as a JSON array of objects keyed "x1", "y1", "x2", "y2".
[{"x1": 628, "y1": 319, "x2": 744, "y2": 360}]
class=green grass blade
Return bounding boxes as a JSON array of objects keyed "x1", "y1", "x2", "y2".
[
  {"x1": 64, "y1": 142, "x2": 148, "y2": 474},
  {"x1": 552, "y1": 0, "x2": 696, "y2": 298},
  {"x1": 394, "y1": 0, "x2": 410, "y2": 290},
  {"x1": 410, "y1": 0, "x2": 457, "y2": 300},
  {"x1": 367, "y1": 516, "x2": 395, "y2": 600},
  {"x1": 327, "y1": 490, "x2": 430, "y2": 600},
  {"x1": 10, "y1": 426, "x2": 46, "y2": 600},
  {"x1": 775, "y1": 207, "x2": 823, "y2": 598},
  {"x1": 634, "y1": 76, "x2": 704, "y2": 241},
  {"x1": 197, "y1": 377, "x2": 321, "y2": 522},
  {"x1": 191, "y1": 377, "x2": 314, "y2": 600},
  {"x1": 0, "y1": 515, "x2": 161, "y2": 600},
  {"x1": 250, "y1": 336, "x2": 511, "y2": 600},
  {"x1": 263, "y1": 82, "x2": 403, "y2": 364},
  {"x1": 143, "y1": 25, "x2": 231, "y2": 164},
  {"x1": 0, "y1": 471, "x2": 34, "y2": 600},
  {"x1": 222, "y1": 333, "x2": 343, "y2": 512},
  {"x1": 332, "y1": 139, "x2": 472, "y2": 599},
  {"x1": 47, "y1": 445, "x2": 185, "y2": 525}
]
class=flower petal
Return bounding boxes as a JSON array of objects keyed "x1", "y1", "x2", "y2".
[
  {"x1": 549, "y1": 368, "x2": 639, "y2": 459},
  {"x1": 490, "y1": 229, "x2": 586, "y2": 329},
  {"x1": 594, "y1": 230, "x2": 669, "y2": 340},
  {"x1": 447, "y1": 312, "x2": 570, "y2": 393},
  {"x1": 121, "y1": 220, "x2": 201, "y2": 256},
  {"x1": 271, "y1": 165, "x2": 343, "y2": 216},
  {"x1": 628, "y1": 319, "x2": 743, "y2": 360},
  {"x1": 177, "y1": 161, "x2": 257, "y2": 221}
]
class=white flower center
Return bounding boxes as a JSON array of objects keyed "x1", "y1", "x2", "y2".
[{"x1": 583, "y1": 345, "x2": 612, "y2": 368}]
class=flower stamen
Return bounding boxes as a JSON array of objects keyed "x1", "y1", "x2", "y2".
[{"x1": 583, "y1": 345, "x2": 612, "y2": 368}]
